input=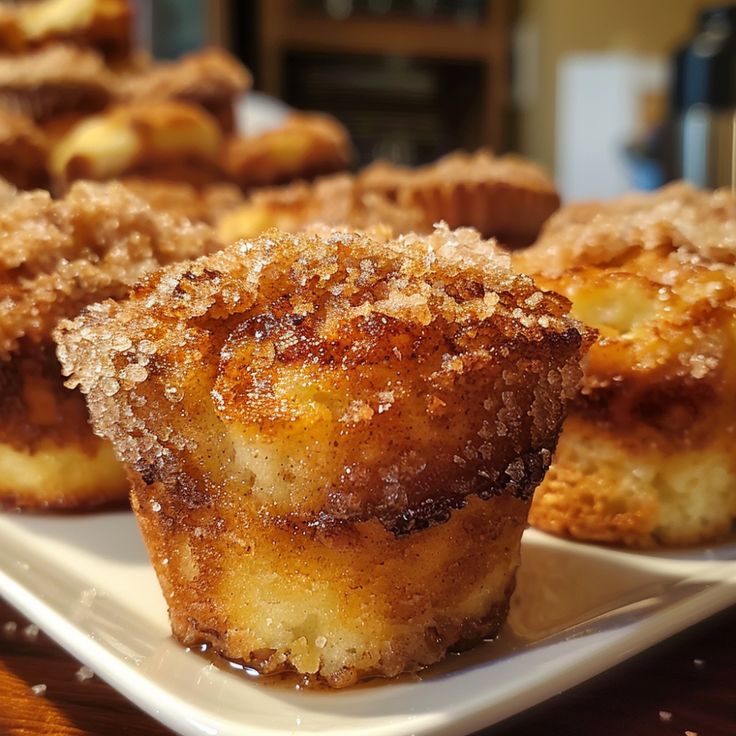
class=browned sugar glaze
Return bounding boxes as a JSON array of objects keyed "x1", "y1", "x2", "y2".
[
  {"x1": 57, "y1": 224, "x2": 589, "y2": 532},
  {"x1": 516, "y1": 182, "x2": 736, "y2": 547}
]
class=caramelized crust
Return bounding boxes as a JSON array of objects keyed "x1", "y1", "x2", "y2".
[
  {"x1": 57, "y1": 224, "x2": 588, "y2": 684},
  {"x1": 223, "y1": 113, "x2": 352, "y2": 190},
  {"x1": 134, "y1": 487, "x2": 527, "y2": 687},
  {"x1": 118, "y1": 47, "x2": 252, "y2": 133},
  {"x1": 0, "y1": 44, "x2": 113, "y2": 123},
  {"x1": 0, "y1": 180, "x2": 220, "y2": 359},
  {"x1": 358, "y1": 150, "x2": 560, "y2": 246},
  {"x1": 216, "y1": 173, "x2": 424, "y2": 244},
  {"x1": 0, "y1": 109, "x2": 49, "y2": 189},
  {"x1": 57, "y1": 224, "x2": 587, "y2": 528},
  {"x1": 50, "y1": 101, "x2": 223, "y2": 188},
  {"x1": 517, "y1": 184, "x2": 736, "y2": 547}
]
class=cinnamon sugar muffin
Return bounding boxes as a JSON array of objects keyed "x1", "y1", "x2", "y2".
[
  {"x1": 50, "y1": 100, "x2": 223, "y2": 189},
  {"x1": 359, "y1": 150, "x2": 560, "y2": 247},
  {"x1": 0, "y1": 109, "x2": 49, "y2": 189},
  {"x1": 223, "y1": 112, "x2": 352, "y2": 190},
  {"x1": 118, "y1": 47, "x2": 252, "y2": 134},
  {"x1": 0, "y1": 44, "x2": 112, "y2": 124},
  {"x1": 0, "y1": 181, "x2": 219, "y2": 509},
  {"x1": 57, "y1": 224, "x2": 589, "y2": 686},
  {"x1": 216, "y1": 173, "x2": 423, "y2": 243},
  {"x1": 516, "y1": 183, "x2": 736, "y2": 547}
]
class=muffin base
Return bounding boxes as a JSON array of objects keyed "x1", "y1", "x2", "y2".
[
  {"x1": 133, "y1": 486, "x2": 528, "y2": 688},
  {"x1": 530, "y1": 415, "x2": 736, "y2": 548}
]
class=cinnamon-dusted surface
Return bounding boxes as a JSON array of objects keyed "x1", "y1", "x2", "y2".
[
  {"x1": 0, "y1": 180, "x2": 220, "y2": 359},
  {"x1": 516, "y1": 183, "x2": 736, "y2": 548}
]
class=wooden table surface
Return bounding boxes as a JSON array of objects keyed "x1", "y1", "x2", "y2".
[{"x1": 1, "y1": 599, "x2": 735, "y2": 736}]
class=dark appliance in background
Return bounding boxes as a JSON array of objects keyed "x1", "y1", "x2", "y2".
[
  {"x1": 242, "y1": 0, "x2": 512, "y2": 167},
  {"x1": 671, "y1": 5, "x2": 736, "y2": 188},
  {"x1": 283, "y1": 53, "x2": 484, "y2": 165}
]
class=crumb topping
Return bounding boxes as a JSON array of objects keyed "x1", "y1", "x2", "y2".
[
  {"x1": 0, "y1": 180, "x2": 219, "y2": 358},
  {"x1": 518, "y1": 182, "x2": 736, "y2": 276},
  {"x1": 118, "y1": 47, "x2": 251, "y2": 104}
]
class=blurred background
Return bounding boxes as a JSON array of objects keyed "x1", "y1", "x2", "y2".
[{"x1": 135, "y1": 1, "x2": 736, "y2": 199}]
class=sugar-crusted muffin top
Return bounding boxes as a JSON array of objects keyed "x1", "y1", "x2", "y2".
[
  {"x1": 56, "y1": 224, "x2": 588, "y2": 527},
  {"x1": 516, "y1": 182, "x2": 736, "y2": 276},
  {"x1": 60, "y1": 223, "x2": 580, "y2": 367},
  {"x1": 0, "y1": 180, "x2": 219, "y2": 358},
  {"x1": 514, "y1": 182, "x2": 736, "y2": 449}
]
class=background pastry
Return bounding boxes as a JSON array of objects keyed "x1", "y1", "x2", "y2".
[
  {"x1": 0, "y1": 109, "x2": 49, "y2": 189},
  {"x1": 216, "y1": 172, "x2": 423, "y2": 243},
  {"x1": 117, "y1": 47, "x2": 252, "y2": 134},
  {"x1": 50, "y1": 100, "x2": 223, "y2": 189},
  {"x1": 516, "y1": 183, "x2": 736, "y2": 548},
  {"x1": 359, "y1": 150, "x2": 560, "y2": 247},
  {"x1": 1, "y1": 0, "x2": 132, "y2": 62},
  {"x1": 0, "y1": 180, "x2": 219, "y2": 509},
  {"x1": 0, "y1": 44, "x2": 112, "y2": 125},
  {"x1": 222, "y1": 112, "x2": 352, "y2": 190}
]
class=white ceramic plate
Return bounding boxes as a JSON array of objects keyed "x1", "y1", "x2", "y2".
[{"x1": 0, "y1": 512, "x2": 734, "y2": 736}]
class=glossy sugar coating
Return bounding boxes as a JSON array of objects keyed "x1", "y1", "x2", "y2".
[
  {"x1": 517, "y1": 183, "x2": 736, "y2": 547},
  {"x1": 57, "y1": 224, "x2": 589, "y2": 685}
]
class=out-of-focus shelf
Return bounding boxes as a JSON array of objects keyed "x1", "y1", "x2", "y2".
[
  {"x1": 258, "y1": 0, "x2": 511, "y2": 152},
  {"x1": 267, "y1": 14, "x2": 503, "y2": 62}
]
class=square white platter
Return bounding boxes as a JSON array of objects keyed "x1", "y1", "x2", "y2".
[{"x1": 0, "y1": 511, "x2": 734, "y2": 736}]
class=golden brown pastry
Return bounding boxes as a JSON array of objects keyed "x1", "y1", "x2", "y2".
[
  {"x1": 359, "y1": 150, "x2": 560, "y2": 247},
  {"x1": 0, "y1": 0, "x2": 132, "y2": 62},
  {"x1": 0, "y1": 44, "x2": 112, "y2": 124},
  {"x1": 0, "y1": 109, "x2": 49, "y2": 189},
  {"x1": 516, "y1": 182, "x2": 736, "y2": 548},
  {"x1": 216, "y1": 173, "x2": 424, "y2": 243},
  {"x1": 50, "y1": 100, "x2": 223, "y2": 189},
  {"x1": 223, "y1": 112, "x2": 352, "y2": 190},
  {"x1": 117, "y1": 47, "x2": 252, "y2": 134},
  {"x1": 120, "y1": 177, "x2": 244, "y2": 225},
  {"x1": 0, "y1": 181, "x2": 220, "y2": 509},
  {"x1": 56, "y1": 224, "x2": 589, "y2": 686}
]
